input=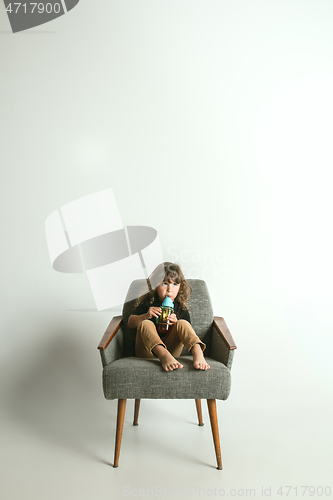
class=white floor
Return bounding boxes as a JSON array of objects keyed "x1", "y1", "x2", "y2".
[
  {"x1": 1, "y1": 318, "x2": 332, "y2": 500},
  {"x1": 0, "y1": 304, "x2": 333, "y2": 500},
  {"x1": 1, "y1": 400, "x2": 332, "y2": 500}
]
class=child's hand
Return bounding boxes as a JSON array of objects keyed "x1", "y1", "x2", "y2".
[
  {"x1": 167, "y1": 313, "x2": 178, "y2": 325},
  {"x1": 147, "y1": 307, "x2": 161, "y2": 319}
]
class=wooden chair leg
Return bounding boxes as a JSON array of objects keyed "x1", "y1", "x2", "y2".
[
  {"x1": 113, "y1": 399, "x2": 126, "y2": 468},
  {"x1": 195, "y1": 399, "x2": 204, "y2": 426},
  {"x1": 133, "y1": 399, "x2": 140, "y2": 426},
  {"x1": 207, "y1": 399, "x2": 222, "y2": 470}
]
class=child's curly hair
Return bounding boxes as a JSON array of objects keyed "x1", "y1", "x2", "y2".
[{"x1": 138, "y1": 262, "x2": 192, "y2": 311}]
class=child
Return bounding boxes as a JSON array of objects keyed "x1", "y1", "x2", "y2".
[{"x1": 128, "y1": 262, "x2": 210, "y2": 372}]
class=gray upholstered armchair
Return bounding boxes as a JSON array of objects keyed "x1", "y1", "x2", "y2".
[{"x1": 97, "y1": 279, "x2": 236, "y2": 469}]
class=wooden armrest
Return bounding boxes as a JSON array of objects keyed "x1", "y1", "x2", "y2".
[
  {"x1": 213, "y1": 316, "x2": 237, "y2": 350},
  {"x1": 97, "y1": 316, "x2": 123, "y2": 350}
]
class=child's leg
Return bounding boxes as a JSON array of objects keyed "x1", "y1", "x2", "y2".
[
  {"x1": 165, "y1": 320, "x2": 210, "y2": 370},
  {"x1": 135, "y1": 320, "x2": 165, "y2": 358},
  {"x1": 135, "y1": 320, "x2": 183, "y2": 371},
  {"x1": 190, "y1": 343, "x2": 210, "y2": 370}
]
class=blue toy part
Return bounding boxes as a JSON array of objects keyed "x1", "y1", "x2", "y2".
[{"x1": 162, "y1": 296, "x2": 174, "y2": 309}]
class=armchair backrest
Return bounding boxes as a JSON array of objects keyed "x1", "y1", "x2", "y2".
[{"x1": 122, "y1": 279, "x2": 214, "y2": 357}]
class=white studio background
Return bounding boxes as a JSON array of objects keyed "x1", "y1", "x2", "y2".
[{"x1": 1, "y1": 1, "x2": 332, "y2": 499}]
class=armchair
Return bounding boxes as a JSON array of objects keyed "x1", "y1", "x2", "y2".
[{"x1": 97, "y1": 279, "x2": 236, "y2": 469}]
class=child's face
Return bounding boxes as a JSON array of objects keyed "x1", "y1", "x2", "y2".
[{"x1": 156, "y1": 279, "x2": 180, "y2": 302}]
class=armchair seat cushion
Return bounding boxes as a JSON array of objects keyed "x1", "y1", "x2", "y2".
[{"x1": 102, "y1": 356, "x2": 231, "y2": 400}]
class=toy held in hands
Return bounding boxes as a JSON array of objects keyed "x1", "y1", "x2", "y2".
[{"x1": 157, "y1": 296, "x2": 174, "y2": 334}]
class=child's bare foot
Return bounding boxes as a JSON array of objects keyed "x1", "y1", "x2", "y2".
[
  {"x1": 153, "y1": 345, "x2": 183, "y2": 372},
  {"x1": 191, "y1": 343, "x2": 210, "y2": 370}
]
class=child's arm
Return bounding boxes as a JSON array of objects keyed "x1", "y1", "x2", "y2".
[{"x1": 128, "y1": 307, "x2": 162, "y2": 329}]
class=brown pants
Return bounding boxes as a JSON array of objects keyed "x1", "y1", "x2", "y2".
[{"x1": 135, "y1": 319, "x2": 205, "y2": 358}]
